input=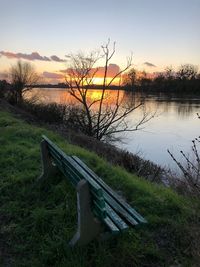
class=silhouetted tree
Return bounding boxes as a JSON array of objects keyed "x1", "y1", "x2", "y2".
[
  {"x1": 138, "y1": 70, "x2": 152, "y2": 87},
  {"x1": 9, "y1": 61, "x2": 39, "y2": 104},
  {"x1": 124, "y1": 68, "x2": 137, "y2": 87},
  {"x1": 165, "y1": 66, "x2": 175, "y2": 80},
  {"x1": 65, "y1": 40, "x2": 153, "y2": 141},
  {"x1": 176, "y1": 64, "x2": 198, "y2": 80}
]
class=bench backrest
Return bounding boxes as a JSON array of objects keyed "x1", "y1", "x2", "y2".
[{"x1": 42, "y1": 135, "x2": 147, "y2": 233}]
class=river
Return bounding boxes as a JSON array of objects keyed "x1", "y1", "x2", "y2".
[{"x1": 27, "y1": 88, "x2": 200, "y2": 170}]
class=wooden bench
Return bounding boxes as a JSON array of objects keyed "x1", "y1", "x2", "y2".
[{"x1": 38, "y1": 135, "x2": 147, "y2": 246}]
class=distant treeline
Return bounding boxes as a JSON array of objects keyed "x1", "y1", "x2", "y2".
[
  {"x1": 123, "y1": 64, "x2": 200, "y2": 94},
  {"x1": 32, "y1": 83, "x2": 68, "y2": 88},
  {"x1": 1, "y1": 64, "x2": 200, "y2": 100}
]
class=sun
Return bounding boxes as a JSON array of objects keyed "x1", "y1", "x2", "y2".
[{"x1": 91, "y1": 77, "x2": 121, "y2": 86}]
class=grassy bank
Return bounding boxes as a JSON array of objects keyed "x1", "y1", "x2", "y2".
[{"x1": 0, "y1": 110, "x2": 199, "y2": 266}]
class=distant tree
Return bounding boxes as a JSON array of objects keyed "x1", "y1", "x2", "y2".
[
  {"x1": 176, "y1": 64, "x2": 198, "y2": 80},
  {"x1": 138, "y1": 71, "x2": 152, "y2": 87},
  {"x1": 0, "y1": 80, "x2": 10, "y2": 98},
  {"x1": 153, "y1": 73, "x2": 165, "y2": 84},
  {"x1": 124, "y1": 68, "x2": 137, "y2": 87},
  {"x1": 65, "y1": 40, "x2": 153, "y2": 141},
  {"x1": 9, "y1": 60, "x2": 39, "y2": 104},
  {"x1": 165, "y1": 66, "x2": 175, "y2": 80}
]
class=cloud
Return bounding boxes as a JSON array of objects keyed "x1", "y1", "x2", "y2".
[
  {"x1": 50, "y1": 55, "x2": 66, "y2": 62},
  {"x1": 0, "y1": 51, "x2": 51, "y2": 61},
  {"x1": 42, "y1": 71, "x2": 64, "y2": 79},
  {"x1": 0, "y1": 51, "x2": 66, "y2": 62},
  {"x1": 61, "y1": 63, "x2": 121, "y2": 78},
  {"x1": 95, "y1": 64, "x2": 120, "y2": 78},
  {"x1": 143, "y1": 62, "x2": 156, "y2": 67},
  {"x1": 59, "y1": 69, "x2": 68, "y2": 73}
]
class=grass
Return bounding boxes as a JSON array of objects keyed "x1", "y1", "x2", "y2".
[{"x1": 0, "y1": 109, "x2": 199, "y2": 267}]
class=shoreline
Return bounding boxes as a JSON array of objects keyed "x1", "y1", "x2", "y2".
[{"x1": 0, "y1": 99, "x2": 165, "y2": 183}]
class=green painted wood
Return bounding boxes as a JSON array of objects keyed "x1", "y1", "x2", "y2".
[
  {"x1": 42, "y1": 135, "x2": 70, "y2": 161},
  {"x1": 61, "y1": 160, "x2": 106, "y2": 204},
  {"x1": 103, "y1": 217, "x2": 120, "y2": 234},
  {"x1": 93, "y1": 207, "x2": 120, "y2": 233},
  {"x1": 66, "y1": 157, "x2": 104, "y2": 195},
  {"x1": 72, "y1": 156, "x2": 147, "y2": 224},
  {"x1": 50, "y1": 153, "x2": 79, "y2": 187},
  {"x1": 103, "y1": 190, "x2": 138, "y2": 226},
  {"x1": 47, "y1": 142, "x2": 104, "y2": 197},
  {"x1": 93, "y1": 200, "x2": 107, "y2": 219},
  {"x1": 49, "y1": 145, "x2": 104, "y2": 200},
  {"x1": 105, "y1": 203, "x2": 128, "y2": 231}
]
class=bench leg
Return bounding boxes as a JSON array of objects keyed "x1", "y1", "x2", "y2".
[
  {"x1": 38, "y1": 140, "x2": 57, "y2": 180},
  {"x1": 69, "y1": 180, "x2": 102, "y2": 246}
]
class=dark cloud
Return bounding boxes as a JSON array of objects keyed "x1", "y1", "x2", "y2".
[
  {"x1": 43, "y1": 71, "x2": 64, "y2": 79},
  {"x1": 0, "y1": 51, "x2": 51, "y2": 61},
  {"x1": 0, "y1": 51, "x2": 65, "y2": 62},
  {"x1": 50, "y1": 55, "x2": 66, "y2": 62},
  {"x1": 143, "y1": 62, "x2": 156, "y2": 67}
]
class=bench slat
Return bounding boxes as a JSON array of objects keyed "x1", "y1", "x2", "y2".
[
  {"x1": 101, "y1": 188, "x2": 138, "y2": 226},
  {"x1": 92, "y1": 209, "x2": 120, "y2": 233},
  {"x1": 72, "y1": 156, "x2": 147, "y2": 224},
  {"x1": 51, "y1": 154, "x2": 80, "y2": 187},
  {"x1": 48, "y1": 146, "x2": 80, "y2": 185},
  {"x1": 105, "y1": 203, "x2": 128, "y2": 231},
  {"x1": 102, "y1": 217, "x2": 120, "y2": 234},
  {"x1": 47, "y1": 143, "x2": 103, "y2": 197}
]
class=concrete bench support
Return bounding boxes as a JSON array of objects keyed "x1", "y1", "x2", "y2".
[
  {"x1": 38, "y1": 140, "x2": 57, "y2": 180},
  {"x1": 69, "y1": 180, "x2": 102, "y2": 246}
]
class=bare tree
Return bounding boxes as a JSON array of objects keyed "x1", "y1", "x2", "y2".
[
  {"x1": 176, "y1": 64, "x2": 198, "y2": 80},
  {"x1": 168, "y1": 114, "x2": 200, "y2": 197},
  {"x1": 9, "y1": 60, "x2": 39, "y2": 104},
  {"x1": 65, "y1": 40, "x2": 153, "y2": 141}
]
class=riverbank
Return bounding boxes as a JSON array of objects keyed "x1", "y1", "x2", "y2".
[
  {"x1": 0, "y1": 99, "x2": 164, "y2": 182},
  {"x1": 0, "y1": 107, "x2": 200, "y2": 266}
]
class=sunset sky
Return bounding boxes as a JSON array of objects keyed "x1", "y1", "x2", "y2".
[{"x1": 0, "y1": 0, "x2": 199, "y2": 84}]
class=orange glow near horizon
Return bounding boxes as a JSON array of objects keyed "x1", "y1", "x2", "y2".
[{"x1": 91, "y1": 77, "x2": 121, "y2": 85}]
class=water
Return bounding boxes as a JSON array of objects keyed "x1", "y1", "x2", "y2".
[
  {"x1": 27, "y1": 88, "x2": 200, "y2": 169},
  {"x1": 116, "y1": 94, "x2": 200, "y2": 170}
]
